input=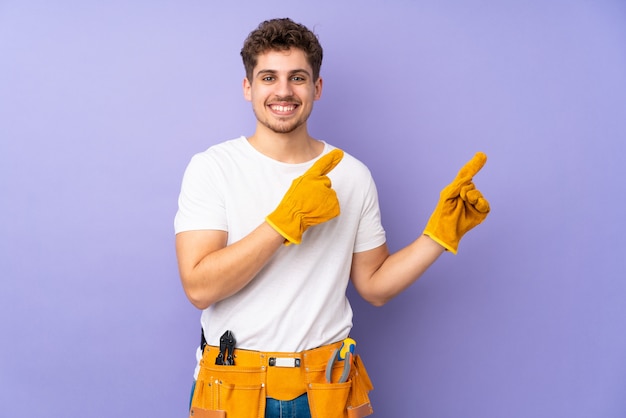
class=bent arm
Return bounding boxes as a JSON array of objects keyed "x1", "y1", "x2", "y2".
[
  {"x1": 175, "y1": 222, "x2": 284, "y2": 309},
  {"x1": 350, "y1": 235, "x2": 444, "y2": 307}
]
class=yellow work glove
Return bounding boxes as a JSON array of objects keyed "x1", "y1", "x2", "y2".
[
  {"x1": 423, "y1": 152, "x2": 490, "y2": 254},
  {"x1": 266, "y1": 149, "x2": 344, "y2": 245}
]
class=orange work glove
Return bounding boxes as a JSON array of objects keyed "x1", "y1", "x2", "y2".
[
  {"x1": 423, "y1": 152, "x2": 490, "y2": 254},
  {"x1": 266, "y1": 149, "x2": 344, "y2": 245}
]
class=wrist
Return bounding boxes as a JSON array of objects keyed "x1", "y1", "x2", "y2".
[
  {"x1": 265, "y1": 216, "x2": 301, "y2": 245},
  {"x1": 422, "y1": 232, "x2": 455, "y2": 255}
]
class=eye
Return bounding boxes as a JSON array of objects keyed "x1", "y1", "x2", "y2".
[
  {"x1": 262, "y1": 76, "x2": 275, "y2": 82},
  {"x1": 291, "y1": 75, "x2": 306, "y2": 82}
]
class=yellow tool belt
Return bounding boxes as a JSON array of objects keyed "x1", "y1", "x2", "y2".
[{"x1": 189, "y1": 341, "x2": 374, "y2": 418}]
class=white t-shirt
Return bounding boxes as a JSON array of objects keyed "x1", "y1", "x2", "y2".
[{"x1": 175, "y1": 137, "x2": 386, "y2": 371}]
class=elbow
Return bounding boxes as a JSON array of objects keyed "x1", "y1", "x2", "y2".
[
  {"x1": 368, "y1": 298, "x2": 390, "y2": 308},
  {"x1": 187, "y1": 293, "x2": 211, "y2": 310},
  {"x1": 181, "y1": 277, "x2": 213, "y2": 310},
  {"x1": 354, "y1": 282, "x2": 393, "y2": 307},
  {"x1": 361, "y1": 292, "x2": 392, "y2": 308}
]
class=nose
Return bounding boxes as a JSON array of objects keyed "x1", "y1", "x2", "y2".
[{"x1": 274, "y1": 78, "x2": 293, "y2": 98}]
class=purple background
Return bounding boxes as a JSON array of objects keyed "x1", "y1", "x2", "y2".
[{"x1": 1, "y1": 1, "x2": 625, "y2": 416}]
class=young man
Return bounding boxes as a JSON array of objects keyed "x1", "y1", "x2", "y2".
[{"x1": 175, "y1": 18, "x2": 489, "y2": 418}]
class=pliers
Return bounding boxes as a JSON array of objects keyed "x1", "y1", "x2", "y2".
[
  {"x1": 215, "y1": 330, "x2": 236, "y2": 366},
  {"x1": 325, "y1": 338, "x2": 356, "y2": 383}
]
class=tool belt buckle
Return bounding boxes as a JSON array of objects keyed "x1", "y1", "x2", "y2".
[{"x1": 269, "y1": 357, "x2": 301, "y2": 368}]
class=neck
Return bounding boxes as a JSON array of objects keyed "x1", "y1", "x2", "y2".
[{"x1": 247, "y1": 124, "x2": 324, "y2": 163}]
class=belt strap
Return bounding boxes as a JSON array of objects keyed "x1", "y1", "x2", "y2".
[{"x1": 201, "y1": 340, "x2": 342, "y2": 369}]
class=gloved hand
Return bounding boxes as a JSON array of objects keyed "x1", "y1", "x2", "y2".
[
  {"x1": 266, "y1": 149, "x2": 344, "y2": 245},
  {"x1": 423, "y1": 152, "x2": 490, "y2": 254}
]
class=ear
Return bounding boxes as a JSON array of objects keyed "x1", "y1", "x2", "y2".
[
  {"x1": 243, "y1": 77, "x2": 252, "y2": 101},
  {"x1": 314, "y1": 77, "x2": 323, "y2": 101}
]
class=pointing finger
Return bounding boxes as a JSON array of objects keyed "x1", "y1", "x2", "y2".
[
  {"x1": 455, "y1": 152, "x2": 487, "y2": 182},
  {"x1": 305, "y1": 149, "x2": 344, "y2": 177}
]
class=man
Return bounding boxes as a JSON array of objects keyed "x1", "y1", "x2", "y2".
[{"x1": 175, "y1": 18, "x2": 489, "y2": 418}]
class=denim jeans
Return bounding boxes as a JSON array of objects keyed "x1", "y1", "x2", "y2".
[
  {"x1": 265, "y1": 393, "x2": 311, "y2": 418},
  {"x1": 190, "y1": 381, "x2": 311, "y2": 417}
]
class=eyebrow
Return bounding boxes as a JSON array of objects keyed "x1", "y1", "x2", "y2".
[{"x1": 255, "y1": 68, "x2": 312, "y2": 78}]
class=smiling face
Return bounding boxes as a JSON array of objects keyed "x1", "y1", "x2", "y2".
[{"x1": 243, "y1": 48, "x2": 322, "y2": 136}]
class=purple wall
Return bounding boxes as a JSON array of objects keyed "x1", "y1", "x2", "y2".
[{"x1": 1, "y1": 1, "x2": 625, "y2": 416}]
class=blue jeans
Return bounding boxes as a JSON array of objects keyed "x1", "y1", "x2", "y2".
[
  {"x1": 265, "y1": 393, "x2": 311, "y2": 418},
  {"x1": 190, "y1": 381, "x2": 311, "y2": 417}
]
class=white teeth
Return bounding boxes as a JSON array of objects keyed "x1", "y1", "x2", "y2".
[{"x1": 272, "y1": 105, "x2": 295, "y2": 112}]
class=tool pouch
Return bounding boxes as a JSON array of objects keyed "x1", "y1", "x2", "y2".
[
  {"x1": 346, "y1": 355, "x2": 374, "y2": 418},
  {"x1": 189, "y1": 356, "x2": 266, "y2": 418},
  {"x1": 190, "y1": 343, "x2": 373, "y2": 418},
  {"x1": 306, "y1": 354, "x2": 374, "y2": 418}
]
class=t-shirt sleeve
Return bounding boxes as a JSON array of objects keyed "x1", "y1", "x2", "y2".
[
  {"x1": 174, "y1": 153, "x2": 228, "y2": 234},
  {"x1": 353, "y1": 174, "x2": 386, "y2": 253}
]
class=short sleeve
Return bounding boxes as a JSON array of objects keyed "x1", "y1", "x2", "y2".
[{"x1": 174, "y1": 153, "x2": 228, "y2": 234}]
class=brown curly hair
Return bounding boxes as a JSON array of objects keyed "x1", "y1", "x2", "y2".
[{"x1": 241, "y1": 18, "x2": 323, "y2": 82}]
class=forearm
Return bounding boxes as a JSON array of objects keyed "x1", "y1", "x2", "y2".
[
  {"x1": 176, "y1": 222, "x2": 284, "y2": 309},
  {"x1": 356, "y1": 235, "x2": 444, "y2": 306}
]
